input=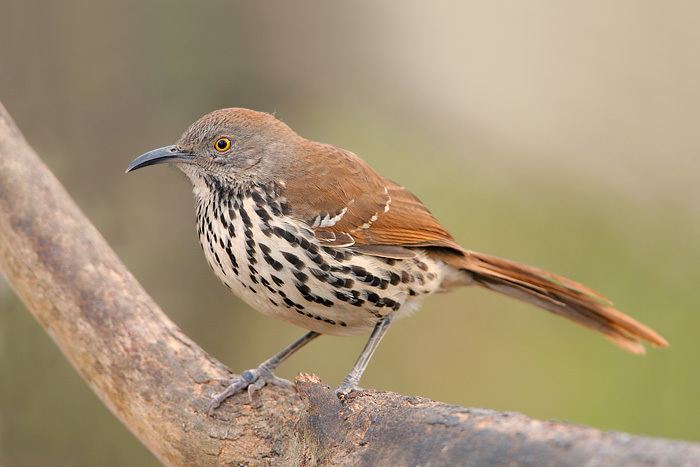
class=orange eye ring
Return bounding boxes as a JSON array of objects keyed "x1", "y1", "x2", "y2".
[{"x1": 214, "y1": 137, "x2": 232, "y2": 152}]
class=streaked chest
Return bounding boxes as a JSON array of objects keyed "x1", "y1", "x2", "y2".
[{"x1": 194, "y1": 183, "x2": 447, "y2": 335}]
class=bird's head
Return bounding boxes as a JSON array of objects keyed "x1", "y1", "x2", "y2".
[{"x1": 127, "y1": 108, "x2": 301, "y2": 188}]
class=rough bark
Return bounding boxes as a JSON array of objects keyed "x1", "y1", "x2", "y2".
[{"x1": 0, "y1": 100, "x2": 697, "y2": 466}]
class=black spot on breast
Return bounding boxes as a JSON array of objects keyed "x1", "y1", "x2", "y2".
[
  {"x1": 282, "y1": 251, "x2": 305, "y2": 270},
  {"x1": 295, "y1": 285, "x2": 333, "y2": 307},
  {"x1": 377, "y1": 297, "x2": 400, "y2": 311},
  {"x1": 239, "y1": 207, "x2": 252, "y2": 228},
  {"x1": 389, "y1": 272, "x2": 401, "y2": 285},
  {"x1": 260, "y1": 277, "x2": 276, "y2": 294},
  {"x1": 263, "y1": 253, "x2": 284, "y2": 271},
  {"x1": 251, "y1": 190, "x2": 265, "y2": 205},
  {"x1": 258, "y1": 243, "x2": 283, "y2": 271},
  {"x1": 298, "y1": 236, "x2": 311, "y2": 250},
  {"x1": 322, "y1": 247, "x2": 348, "y2": 261},
  {"x1": 334, "y1": 290, "x2": 365, "y2": 307},
  {"x1": 283, "y1": 297, "x2": 304, "y2": 310},
  {"x1": 269, "y1": 202, "x2": 282, "y2": 216},
  {"x1": 301, "y1": 237, "x2": 319, "y2": 255},
  {"x1": 302, "y1": 247, "x2": 330, "y2": 270},
  {"x1": 309, "y1": 268, "x2": 328, "y2": 282},
  {"x1": 309, "y1": 268, "x2": 347, "y2": 288},
  {"x1": 294, "y1": 308, "x2": 338, "y2": 325},
  {"x1": 271, "y1": 275, "x2": 285, "y2": 287},
  {"x1": 242, "y1": 217, "x2": 257, "y2": 266},
  {"x1": 213, "y1": 251, "x2": 224, "y2": 271},
  {"x1": 225, "y1": 241, "x2": 239, "y2": 275},
  {"x1": 292, "y1": 270, "x2": 308, "y2": 283},
  {"x1": 280, "y1": 229, "x2": 299, "y2": 245},
  {"x1": 365, "y1": 291, "x2": 380, "y2": 303},
  {"x1": 353, "y1": 268, "x2": 386, "y2": 289},
  {"x1": 255, "y1": 206, "x2": 271, "y2": 222}
]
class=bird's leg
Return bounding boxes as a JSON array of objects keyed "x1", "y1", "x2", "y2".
[
  {"x1": 208, "y1": 331, "x2": 320, "y2": 414},
  {"x1": 336, "y1": 317, "x2": 393, "y2": 399}
]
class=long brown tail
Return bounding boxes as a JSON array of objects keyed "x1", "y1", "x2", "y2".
[{"x1": 457, "y1": 251, "x2": 668, "y2": 354}]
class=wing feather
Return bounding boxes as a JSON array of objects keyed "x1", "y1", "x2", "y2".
[{"x1": 282, "y1": 141, "x2": 462, "y2": 254}]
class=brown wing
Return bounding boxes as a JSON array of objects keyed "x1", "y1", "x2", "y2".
[
  {"x1": 282, "y1": 141, "x2": 463, "y2": 255},
  {"x1": 281, "y1": 140, "x2": 668, "y2": 353}
]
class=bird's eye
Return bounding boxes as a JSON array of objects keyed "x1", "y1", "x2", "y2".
[{"x1": 214, "y1": 137, "x2": 232, "y2": 153}]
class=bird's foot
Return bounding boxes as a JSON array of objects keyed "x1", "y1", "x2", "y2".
[
  {"x1": 207, "y1": 365, "x2": 292, "y2": 415},
  {"x1": 334, "y1": 381, "x2": 363, "y2": 401}
]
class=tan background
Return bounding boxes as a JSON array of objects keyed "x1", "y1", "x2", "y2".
[{"x1": 1, "y1": 1, "x2": 698, "y2": 465}]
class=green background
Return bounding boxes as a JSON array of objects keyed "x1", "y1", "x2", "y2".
[{"x1": 1, "y1": 1, "x2": 698, "y2": 465}]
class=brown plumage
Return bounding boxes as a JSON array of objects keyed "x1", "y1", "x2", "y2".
[
  {"x1": 282, "y1": 137, "x2": 666, "y2": 354},
  {"x1": 127, "y1": 107, "x2": 668, "y2": 412},
  {"x1": 284, "y1": 141, "x2": 460, "y2": 250}
]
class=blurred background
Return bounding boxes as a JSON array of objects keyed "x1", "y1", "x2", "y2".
[{"x1": 1, "y1": 1, "x2": 699, "y2": 465}]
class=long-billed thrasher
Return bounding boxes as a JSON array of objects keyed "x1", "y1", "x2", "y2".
[{"x1": 127, "y1": 108, "x2": 668, "y2": 414}]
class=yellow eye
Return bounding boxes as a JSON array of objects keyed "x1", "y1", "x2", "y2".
[{"x1": 214, "y1": 137, "x2": 232, "y2": 152}]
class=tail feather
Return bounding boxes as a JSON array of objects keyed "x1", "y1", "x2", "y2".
[{"x1": 457, "y1": 250, "x2": 668, "y2": 353}]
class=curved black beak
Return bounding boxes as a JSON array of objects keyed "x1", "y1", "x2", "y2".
[{"x1": 126, "y1": 145, "x2": 195, "y2": 173}]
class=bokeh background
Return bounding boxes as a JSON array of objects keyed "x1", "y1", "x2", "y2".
[{"x1": 1, "y1": 1, "x2": 699, "y2": 465}]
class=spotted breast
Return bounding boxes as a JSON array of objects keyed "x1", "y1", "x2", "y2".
[{"x1": 195, "y1": 179, "x2": 445, "y2": 336}]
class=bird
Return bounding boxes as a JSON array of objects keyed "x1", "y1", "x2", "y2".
[{"x1": 126, "y1": 108, "x2": 668, "y2": 414}]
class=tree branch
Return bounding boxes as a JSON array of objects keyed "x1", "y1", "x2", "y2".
[{"x1": 0, "y1": 101, "x2": 697, "y2": 466}]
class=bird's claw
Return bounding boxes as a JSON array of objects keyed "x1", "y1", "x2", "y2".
[
  {"x1": 207, "y1": 366, "x2": 291, "y2": 415},
  {"x1": 334, "y1": 382, "x2": 363, "y2": 401}
]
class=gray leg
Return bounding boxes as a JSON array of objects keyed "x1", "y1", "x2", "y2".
[
  {"x1": 336, "y1": 317, "x2": 392, "y2": 399},
  {"x1": 208, "y1": 331, "x2": 320, "y2": 414}
]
